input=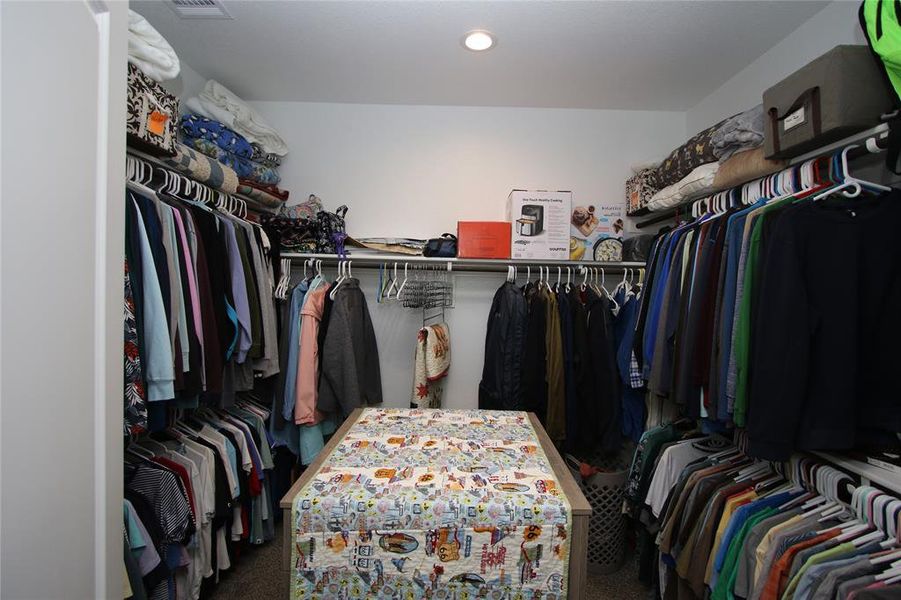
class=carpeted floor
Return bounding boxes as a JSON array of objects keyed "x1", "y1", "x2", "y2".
[{"x1": 207, "y1": 524, "x2": 650, "y2": 599}]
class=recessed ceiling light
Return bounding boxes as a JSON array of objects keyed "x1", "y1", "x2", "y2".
[{"x1": 462, "y1": 30, "x2": 495, "y2": 52}]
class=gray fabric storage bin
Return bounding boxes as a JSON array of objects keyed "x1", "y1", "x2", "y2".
[{"x1": 763, "y1": 45, "x2": 894, "y2": 159}]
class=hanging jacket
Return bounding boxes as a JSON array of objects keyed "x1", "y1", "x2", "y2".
[
  {"x1": 568, "y1": 287, "x2": 592, "y2": 454},
  {"x1": 478, "y1": 282, "x2": 527, "y2": 411},
  {"x1": 748, "y1": 192, "x2": 901, "y2": 460},
  {"x1": 586, "y1": 288, "x2": 621, "y2": 452},
  {"x1": 520, "y1": 284, "x2": 548, "y2": 422},
  {"x1": 318, "y1": 278, "x2": 382, "y2": 417},
  {"x1": 544, "y1": 288, "x2": 566, "y2": 443}
]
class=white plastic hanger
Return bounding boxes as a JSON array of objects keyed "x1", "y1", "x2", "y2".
[
  {"x1": 396, "y1": 262, "x2": 409, "y2": 299},
  {"x1": 385, "y1": 263, "x2": 399, "y2": 299},
  {"x1": 329, "y1": 261, "x2": 347, "y2": 300},
  {"x1": 813, "y1": 145, "x2": 891, "y2": 201},
  {"x1": 874, "y1": 559, "x2": 901, "y2": 581}
]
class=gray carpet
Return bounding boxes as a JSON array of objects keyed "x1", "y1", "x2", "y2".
[{"x1": 207, "y1": 524, "x2": 650, "y2": 599}]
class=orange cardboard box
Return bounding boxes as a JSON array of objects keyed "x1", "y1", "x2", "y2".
[{"x1": 457, "y1": 221, "x2": 511, "y2": 259}]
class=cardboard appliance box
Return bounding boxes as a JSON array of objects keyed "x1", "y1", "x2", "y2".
[
  {"x1": 570, "y1": 203, "x2": 625, "y2": 261},
  {"x1": 506, "y1": 190, "x2": 572, "y2": 260}
]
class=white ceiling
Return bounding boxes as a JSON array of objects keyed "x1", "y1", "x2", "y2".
[{"x1": 133, "y1": 0, "x2": 830, "y2": 111}]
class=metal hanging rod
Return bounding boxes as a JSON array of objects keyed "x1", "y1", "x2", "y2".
[{"x1": 281, "y1": 252, "x2": 643, "y2": 273}]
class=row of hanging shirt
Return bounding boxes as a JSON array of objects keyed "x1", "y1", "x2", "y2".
[
  {"x1": 270, "y1": 259, "x2": 382, "y2": 466},
  {"x1": 633, "y1": 148, "x2": 901, "y2": 460},
  {"x1": 624, "y1": 423, "x2": 901, "y2": 600},
  {"x1": 125, "y1": 399, "x2": 274, "y2": 600},
  {"x1": 478, "y1": 265, "x2": 645, "y2": 457},
  {"x1": 124, "y1": 156, "x2": 280, "y2": 436}
]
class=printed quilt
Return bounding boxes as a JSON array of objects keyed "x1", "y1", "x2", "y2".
[{"x1": 290, "y1": 408, "x2": 572, "y2": 599}]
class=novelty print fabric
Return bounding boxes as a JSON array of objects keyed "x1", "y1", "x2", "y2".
[{"x1": 291, "y1": 408, "x2": 572, "y2": 599}]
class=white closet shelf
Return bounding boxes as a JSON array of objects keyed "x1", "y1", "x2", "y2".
[
  {"x1": 812, "y1": 451, "x2": 901, "y2": 494},
  {"x1": 281, "y1": 252, "x2": 644, "y2": 272},
  {"x1": 634, "y1": 122, "x2": 892, "y2": 229}
]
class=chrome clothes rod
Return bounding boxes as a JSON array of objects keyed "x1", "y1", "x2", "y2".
[{"x1": 281, "y1": 252, "x2": 644, "y2": 273}]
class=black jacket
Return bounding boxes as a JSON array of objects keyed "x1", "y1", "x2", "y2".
[
  {"x1": 479, "y1": 282, "x2": 527, "y2": 410},
  {"x1": 748, "y1": 192, "x2": 901, "y2": 459},
  {"x1": 521, "y1": 284, "x2": 548, "y2": 420},
  {"x1": 585, "y1": 289, "x2": 622, "y2": 452}
]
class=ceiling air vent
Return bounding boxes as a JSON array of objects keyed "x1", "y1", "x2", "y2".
[{"x1": 167, "y1": 0, "x2": 232, "y2": 19}]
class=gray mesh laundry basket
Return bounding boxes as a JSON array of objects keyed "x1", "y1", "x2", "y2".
[{"x1": 566, "y1": 450, "x2": 631, "y2": 574}]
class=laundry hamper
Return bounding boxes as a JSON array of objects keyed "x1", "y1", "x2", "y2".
[{"x1": 566, "y1": 449, "x2": 631, "y2": 574}]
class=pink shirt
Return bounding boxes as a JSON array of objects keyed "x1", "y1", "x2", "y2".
[
  {"x1": 171, "y1": 208, "x2": 205, "y2": 386},
  {"x1": 294, "y1": 287, "x2": 328, "y2": 425}
]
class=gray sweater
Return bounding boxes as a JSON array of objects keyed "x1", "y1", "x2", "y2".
[{"x1": 318, "y1": 278, "x2": 382, "y2": 416}]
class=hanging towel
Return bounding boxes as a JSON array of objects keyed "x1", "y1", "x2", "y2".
[
  {"x1": 128, "y1": 10, "x2": 180, "y2": 83},
  {"x1": 191, "y1": 80, "x2": 289, "y2": 156},
  {"x1": 411, "y1": 323, "x2": 451, "y2": 408}
]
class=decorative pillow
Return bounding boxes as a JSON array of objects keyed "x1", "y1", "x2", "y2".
[
  {"x1": 126, "y1": 63, "x2": 178, "y2": 157},
  {"x1": 711, "y1": 148, "x2": 786, "y2": 192},
  {"x1": 647, "y1": 162, "x2": 719, "y2": 212},
  {"x1": 626, "y1": 168, "x2": 659, "y2": 213},
  {"x1": 650, "y1": 117, "x2": 728, "y2": 189}
]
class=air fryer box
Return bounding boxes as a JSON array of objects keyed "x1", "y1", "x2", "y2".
[{"x1": 506, "y1": 189, "x2": 572, "y2": 260}]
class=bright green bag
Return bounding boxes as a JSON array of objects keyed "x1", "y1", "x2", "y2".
[{"x1": 860, "y1": 0, "x2": 901, "y2": 104}]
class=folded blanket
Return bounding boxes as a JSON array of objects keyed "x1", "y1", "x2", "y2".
[
  {"x1": 251, "y1": 143, "x2": 281, "y2": 168},
  {"x1": 193, "y1": 80, "x2": 289, "y2": 156},
  {"x1": 161, "y1": 143, "x2": 238, "y2": 194},
  {"x1": 238, "y1": 179, "x2": 289, "y2": 201},
  {"x1": 236, "y1": 183, "x2": 287, "y2": 209},
  {"x1": 181, "y1": 135, "x2": 281, "y2": 186},
  {"x1": 711, "y1": 104, "x2": 764, "y2": 161},
  {"x1": 128, "y1": 10, "x2": 179, "y2": 83},
  {"x1": 180, "y1": 114, "x2": 254, "y2": 159}
]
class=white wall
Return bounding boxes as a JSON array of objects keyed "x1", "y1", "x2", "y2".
[
  {"x1": 255, "y1": 101, "x2": 685, "y2": 407},
  {"x1": 161, "y1": 59, "x2": 208, "y2": 112},
  {"x1": 1, "y1": 1, "x2": 127, "y2": 597},
  {"x1": 250, "y1": 101, "x2": 685, "y2": 238},
  {"x1": 686, "y1": 1, "x2": 866, "y2": 134}
]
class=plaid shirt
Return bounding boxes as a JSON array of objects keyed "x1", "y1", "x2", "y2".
[{"x1": 629, "y1": 351, "x2": 644, "y2": 389}]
